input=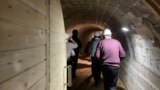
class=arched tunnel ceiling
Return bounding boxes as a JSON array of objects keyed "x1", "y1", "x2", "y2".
[{"x1": 61, "y1": 0, "x2": 160, "y2": 32}]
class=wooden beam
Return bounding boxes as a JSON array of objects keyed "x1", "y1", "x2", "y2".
[{"x1": 145, "y1": 0, "x2": 160, "y2": 15}]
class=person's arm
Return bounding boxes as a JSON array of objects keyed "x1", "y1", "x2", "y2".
[
  {"x1": 78, "y1": 39, "x2": 82, "y2": 49},
  {"x1": 88, "y1": 41, "x2": 93, "y2": 54},
  {"x1": 77, "y1": 38, "x2": 82, "y2": 55},
  {"x1": 118, "y1": 42, "x2": 126, "y2": 57},
  {"x1": 69, "y1": 38, "x2": 78, "y2": 49},
  {"x1": 94, "y1": 41, "x2": 101, "y2": 59}
]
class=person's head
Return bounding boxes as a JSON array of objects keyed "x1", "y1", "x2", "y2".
[
  {"x1": 72, "y1": 29, "x2": 78, "y2": 36},
  {"x1": 65, "y1": 33, "x2": 69, "y2": 42},
  {"x1": 94, "y1": 31, "x2": 100, "y2": 38},
  {"x1": 103, "y1": 28, "x2": 112, "y2": 39}
]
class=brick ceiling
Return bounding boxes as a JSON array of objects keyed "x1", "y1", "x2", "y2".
[{"x1": 61, "y1": 0, "x2": 160, "y2": 31}]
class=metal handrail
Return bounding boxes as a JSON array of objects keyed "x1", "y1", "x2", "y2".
[{"x1": 64, "y1": 65, "x2": 72, "y2": 87}]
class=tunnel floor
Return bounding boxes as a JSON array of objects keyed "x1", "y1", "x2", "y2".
[{"x1": 68, "y1": 56, "x2": 126, "y2": 90}]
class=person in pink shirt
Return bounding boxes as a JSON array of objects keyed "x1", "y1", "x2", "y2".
[{"x1": 95, "y1": 28, "x2": 126, "y2": 90}]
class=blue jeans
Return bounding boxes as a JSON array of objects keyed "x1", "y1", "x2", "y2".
[{"x1": 102, "y1": 65, "x2": 119, "y2": 90}]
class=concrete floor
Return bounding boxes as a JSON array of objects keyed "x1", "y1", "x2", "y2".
[{"x1": 69, "y1": 57, "x2": 126, "y2": 90}]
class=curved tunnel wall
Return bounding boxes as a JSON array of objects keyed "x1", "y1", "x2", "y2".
[
  {"x1": 62, "y1": 1, "x2": 160, "y2": 89},
  {"x1": 66, "y1": 19, "x2": 160, "y2": 90},
  {"x1": 65, "y1": 23, "x2": 104, "y2": 54},
  {"x1": 49, "y1": 0, "x2": 66, "y2": 90},
  {"x1": 119, "y1": 12, "x2": 160, "y2": 90}
]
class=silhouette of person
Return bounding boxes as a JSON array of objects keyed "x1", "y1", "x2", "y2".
[
  {"x1": 65, "y1": 33, "x2": 77, "y2": 88},
  {"x1": 95, "y1": 28, "x2": 126, "y2": 90},
  {"x1": 65, "y1": 33, "x2": 77, "y2": 65},
  {"x1": 71, "y1": 29, "x2": 82, "y2": 78},
  {"x1": 88, "y1": 31, "x2": 101, "y2": 85}
]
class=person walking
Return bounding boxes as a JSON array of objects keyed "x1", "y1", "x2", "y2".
[
  {"x1": 88, "y1": 31, "x2": 101, "y2": 85},
  {"x1": 65, "y1": 33, "x2": 77, "y2": 88},
  {"x1": 65, "y1": 33, "x2": 77, "y2": 65},
  {"x1": 71, "y1": 29, "x2": 82, "y2": 78},
  {"x1": 95, "y1": 28, "x2": 126, "y2": 90}
]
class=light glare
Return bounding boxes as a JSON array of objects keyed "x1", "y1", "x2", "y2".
[{"x1": 122, "y1": 27, "x2": 129, "y2": 32}]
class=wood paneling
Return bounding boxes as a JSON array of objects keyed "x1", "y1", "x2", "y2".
[
  {"x1": 0, "y1": 0, "x2": 47, "y2": 29},
  {"x1": 0, "y1": 21, "x2": 46, "y2": 52},
  {"x1": 0, "y1": 46, "x2": 46, "y2": 83},
  {"x1": 0, "y1": 61, "x2": 46, "y2": 90},
  {"x1": 0, "y1": 0, "x2": 48, "y2": 90},
  {"x1": 19, "y1": 0, "x2": 47, "y2": 16},
  {"x1": 49, "y1": 0, "x2": 67, "y2": 90},
  {"x1": 50, "y1": 31, "x2": 64, "y2": 44},
  {"x1": 29, "y1": 77, "x2": 46, "y2": 90},
  {"x1": 0, "y1": 0, "x2": 67, "y2": 90}
]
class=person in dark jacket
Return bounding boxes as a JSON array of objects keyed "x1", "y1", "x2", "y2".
[
  {"x1": 95, "y1": 28, "x2": 126, "y2": 90},
  {"x1": 88, "y1": 31, "x2": 101, "y2": 85},
  {"x1": 71, "y1": 29, "x2": 82, "y2": 78}
]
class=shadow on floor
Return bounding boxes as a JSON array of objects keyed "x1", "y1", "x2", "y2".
[
  {"x1": 68, "y1": 59, "x2": 126, "y2": 90},
  {"x1": 69, "y1": 75, "x2": 103, "y2": 90},
  {"x1": 117, "y1": 86, "x2": 126, "y2": 90},
  {"x1": 77, "y1": 63, "x2": 91, "y2": 69},
  {"x1": 74, "y1": 75, "x2": 92, "y2": 90},
  {"x1": 69, "y1": 77, "x2": 126, "y2": 90},
  {"x1": 79, "y1": 56, "x2": 91, "y2": 61}
]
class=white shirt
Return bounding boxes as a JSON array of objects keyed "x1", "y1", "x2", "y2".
[{"x1": 66, "y1": 40, "x2": 78, "y2": 61}]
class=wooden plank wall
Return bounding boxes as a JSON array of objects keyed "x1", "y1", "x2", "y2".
[
  {"x1": 0, "y1": 0, "x2": 48, "y2": 90},
  {"x1": 49, "y1": 0, "x2": 67, "y2": 90}
]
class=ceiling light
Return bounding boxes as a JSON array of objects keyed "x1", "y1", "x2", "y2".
[{"x1": 122, "y1": 27, "x2": 129, "y2": 32}]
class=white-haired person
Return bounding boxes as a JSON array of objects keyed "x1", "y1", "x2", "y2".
[{"x1": 95, "y1": 28, "x2": 126, "y2": 90}]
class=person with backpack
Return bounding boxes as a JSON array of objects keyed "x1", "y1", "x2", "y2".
[{"x1": 88, "y1": 31, "x2": 101, "y2": 85}]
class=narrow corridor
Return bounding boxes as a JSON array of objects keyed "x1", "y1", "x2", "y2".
[
  {"x1": 69, "y1": 57, "x2": 126, "y2": 90},
  {"x1": 0, "y1": 0, "x2": 160, "y2": 90}
]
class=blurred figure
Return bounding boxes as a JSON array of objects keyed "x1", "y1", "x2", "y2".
[
  {"x1": 66, "y1": 33, "x2": 77, "y2": 88},
  {"x1": 65, "y1": 33, "x2": 77, "y2": 65},
  {"x1": 84, "y1": 37, "x2": 93, "y2": 56},
  {"x1": 88, "y1": 31, "x2": 101, "y2": 85},
  {"x1": 95, "y1": 28, "x2": 126, "y2": 90},
  {"x1": 71, "y1": 29, "x2": 82, "y2": 78}
]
